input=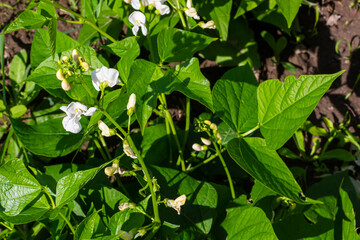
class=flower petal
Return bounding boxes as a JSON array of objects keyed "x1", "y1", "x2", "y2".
[
  {"x1": 140, "y1": 24, "x2": 148, "y2": 36},
  {"x1": 84, "y1": 107, "x2": 97, "y2": 116}
]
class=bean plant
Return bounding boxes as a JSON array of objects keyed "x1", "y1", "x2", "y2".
[{"x1": 0, "y1": 0, "x2": 359, "y2": 239}]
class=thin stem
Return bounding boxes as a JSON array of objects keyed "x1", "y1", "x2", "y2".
[
  {"x1": 0, "y1": 222, "x2": 13, "y2": 231},
  {"x1": 182, "y1": 97, "x2": 190, "y2": 149},
  {"x1": 240, "y1": 125, "x2": 259, "y2": 137},
  {"x1": 94, "y1": 135, "x2": 109, "y2": 161},
  {"x1": 41, "y1": 0, "x2": 82, "y2": 18},
  {"x1": 135, "y1": 206, "x2": 154, "y2": 221},
  {"x1": 58, "y1": 18, "x2": 84, "y2": 24},
  {"x1": 176, "y1": 0, "x2": 187, "y2": 28},
  {"x1": 59, "y1": 212, "x2": 76, "y2": 235},
  {"x1": 1, "y1": 127, "x2": 14, "y2": 163},
  {"x1": 115, "y1": 174, "x2": 130, "y2": 197},
  {"x1": 127, "y1": 115, "x2": 131, "y2": 134},
  {"x1": 186, "y1": 148, "x2": 226, "y2": 172},
  {"x1": 43, "y1": 188, "x2": 56, "y2": 209},
  {"x1": 213, "y1": 142, "x2": 236, "y2": 199},
  {"x1": 78, "y1": 75, "x2": 98, "y2": 104},
  {"x1": 84, "y1": 20, "x2": 117, "y2": 43},
  {"x1": 98, "y1": 134, "x2": 112, "y2": 160},
  {"x1": 165, "y1": 119, "x2": 173, "y2": 164},
  {"x1": 102, "y1": 110, "x2": 160, "y2": 224}
]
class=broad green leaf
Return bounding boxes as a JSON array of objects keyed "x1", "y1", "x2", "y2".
[
  {"x1": 0, "y1": 159, "x2": 42, "y2": 216},
  {"x1": 109, "y1": 209, "x2": 145, "y2": 235},
  {"x1": 105, "y1": 37, "x2": 140, "y2": 83},
  {"x1": 127, "y1": 59, "x2": 164, "y2": 133},
  {"x1": 339, "y1": 185, "x2": 360, "y2": 240},
  {"x1": 141, "y1": 124, "x2": 169, "y2": 165},
  {"x1": 276, "y1": 0, "x2": 302, "y2": 28},
  {"x1": 250, "y1": 180, "x2": 277, "y2": 205},
  {"x1": 155, "y1": 58, "x2": 213, "y2": 111},
  {"x1": 258, "y1": 71, "x2": 344, "y2": 150},
  {"x1": 213, "y1": 65, "x2": 258, "y2": 133},
  {"x1": 227, "y1": 137, "x2": 318, "y2": 204},
  {"x1": 217, "y1": 122, "x2": 237, "y2": 145},
  {"x1": 252, "y1": 4, "x2": 290, "y2": 35},
  {"x1": 157, "y1": 28, "x2": 216, "y2": 63},
  {"x1": 31, "y1": 28, "x2": 79, "y2": 67},
  {"x1": 151, "y1": 166, "x2": 218, "y2": 234},
  {"x1": 27, "y1": 46, "x2": 102, "y2": 104},
  {"x1": 11, "y1": 118, "x2": 85, "y2": 157},
  {"x1": 194, "y1": 0, "x2": 232, "y2": 41},
  {"x1": 319, "y1": 149, "x2": 355, "y2": 162},
  {"x1": 36, "y1": 1, "x2": 56, "y2": 18},
  {"x1": 0, "y1": 193, "x2": 50, "y2": 224},
  {"x1": 9, "y1": 49, "x2": 27, "y2": 85},
  {"x1": 235, "y1": 0, "x2": 265, "y2": 18},
  {"x1": 4, "y1": 10, "x2": 46, "y2": 34},
  {"x1": 48, "y1": 18, "x2": 57, "y2": 59},
  {"x1": 10, "y1": 105, "x2": 27, "y2": 118},
  {"x1": 75, "y1": 210, "x2": 101, "y2": 240},
  {"x1": 55, "y1": 163, "x2": 107, "y2": 208},
  {"x1": 222, "y1": 202, "x2": 278, "y2": 239}
]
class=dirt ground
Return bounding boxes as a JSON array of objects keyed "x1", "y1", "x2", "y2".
[{"x1": 1, "y1": 0, "x2": 360, "y2": 132}]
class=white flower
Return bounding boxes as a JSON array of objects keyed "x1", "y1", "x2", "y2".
[
  {"x1": 199, "y1": 20, "x2": 216, "y2": 29},
  {"x1": 127, "y1": 93, "x2": 136, "y2": 115},
  {"x1": 61, "y1": 79, "x2": 71, "y2": 91},
  {"x1": 145, "y1": 0, "x2": 170, "y2": 15},
  {"x1": 98, "y1": 120, "x2": 115, "y2": 137},
  {"x1": 165, "y1": 194, "x2": 186, "y2": 215},
  {"x1": 192, "y1": 143, "x2": 202, "y2": 151},
  {"x1": 60, "y1": 102, "x2": 97, "y2": 134},
  {"x1": 131, "y1": 0, "x2": 142, "y2": 9},
  {"x1": 56, "y1": 69, "x2": 66, "y2": 81},
  {"x1": 72, "y1": 49, "x2": 80, "y2": 62},
  {"x1": 201, "y1": 137, "x2": 212, "y2": 146},
  {"x1": 129, "y1": 11, "x2": 147, "y2": 36},
  {"x1": 91, "y1": 66, "x2": 120, "y2": 91},
  {"x1": 124, "y1": 0, "x2": 131, "y2": 4},
  {"x1": 185, "y1": 0, "x2": 199, "y2": 20},
  {"x1": 123, "y1": 140, "x2": 137, "y2": 158}
]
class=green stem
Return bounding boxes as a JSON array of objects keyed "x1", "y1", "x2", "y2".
[
  {"x1": 0, "y1": 222, "x2": 13, "y2": 231},
  {"x1": 94, "y1": 136, "x2": 109, "y2": 161},
  {"x1": 115, "y1": 174, "x2": 130, "y2": 197},
  {"x1": 41, "y1": 0, "x2": 82, "y2": 18},
  {"x1": 84, "y1": 20, "x2": 117, "y2": 43},
  {"x1": 213, "y1": 142, "x2": 236, "y2": 199},
  {"x1": 102, "y1": 110, "x2": 160, "y2": 224},
  {"x1": 135, "y1": 206, "x2": 154, "y2": 221},
  {"x1": 165, "y1": 119, "x2": 173, "y2": 164},
  {"x1": 98, "y1": 134, "x2": 112, "y2": 160},
  {"x1": 59, "y1": 212, "x2": 76, "y2": 235},
  {"x1": 1, "y1": 127, "x2": 14, "y2": 163},
  {"x1": 78, "y1": 75, "x2": 98, "y2": 104},
  {"x1": 186, "y1": 147, "x2": 226, "y2": 172},
  {"x1": 43, "y1": 188, "x2": 56, "y2": 209},
  {"x1": 176, "y1": 0, "x2": 187, "y2": 28},
  {"x1": 182, "y1": 97, "x2": 190, "y2": 149},
  {"x1": 240, "y1": 125, "x2": 259, "y2": 137}
]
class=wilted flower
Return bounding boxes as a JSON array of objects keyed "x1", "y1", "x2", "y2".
[
  {"x1": 192, "y1": 143, "x2": 202, "y2": 151},
  {"x1": 129, "y1": 11, "x2": 147, "y2": 36},
  {"x1": 199, "y1": 20, "x2": 216, "y2": 29},
  {"x1": 60, "y1": 102, "x2": 96, "y2": 133},
  {"x1": 91, "y1": 66, "x2": 120, "y2": 91},
  {"x1": 185, "y1": 0, "x2": 199, "y2": 20},
  {"x1": 98, "y1": 120, "x2": 115, "y2": 137},
  {"x1": 134, "y1": 229, "x2": 147, "y2": 238},
  {"x1": 118, "y1": 202, "x2": 136, "y2": 211},
  {"x1": 123, "y1": 140, "x2": 137, "y2": 158},
  {"x1": 127, "y1": 93, "x2": 136, "y2": 116},
  {"x1": 165, "y1": 194, "x2": 186, "y2": 215}
]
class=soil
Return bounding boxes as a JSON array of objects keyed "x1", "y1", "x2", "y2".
[{"x1": 2, "y1": 0, "x2": 360, "y2": 148}]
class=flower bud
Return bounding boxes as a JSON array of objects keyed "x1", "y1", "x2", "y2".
[
  {"x1": 98, "y1": 120, "x2": 116, "y2": 137},
  {"x1": 124, "y1": 0, "x2": 131, "y2": 4},
  {"x1": 155, "y1": 9, "x2": 160, "y2": 15},
  {"x1": 81, "y1": 62, "x2": 90, "y2": 72},
  {"x1": 210, "y1": 123, "x2": 217, "y2": 130},
  {"x1": 148, "y1": 3, "x2": 154, "y2": 10},
  {"x1": 62, "y1": 56, "x2": 70, "y2": 63},
  {"x1": 104, "y1": 166, "x2": 117, "y2": 176},
  {"x1": 61, "y1": 79, "x2": 71, "y2": 91},
  {"x1": 78, "y1": 56, "x2": 85, "y2": 63},
  {"x1": 66, "y1": 70, "x2": 72, "y2": 77},
  {"x1": 204, "y1": 120, "x2": 211, "y2": 126},
  {"x1": 57, "y1": 60, "x2": 62, "y2": 65},
  {"x1": 123, "y1": 140, "x2": 137, "y2": 158},
  {"x1": 72, "y1": 49, "x2": 80, "y2": 62},
  {"x1": 127, "y1": 93, "x2": 136, "y2": 116},
  {"x1": 192, "y1": 143, "x2": 202, "y2": 151},
  {"x1": 185, "y1": 8, "x2": 200, "y2": 20},
  {"x1": 56, "y1": 69, "x2": 66, "y2": 81},
  {"x1": 201, "y1": 137, "x2": 211, "y2": 146},
  {"x1": 135, "y1": 229, "x2": 147, "y2": 239}
]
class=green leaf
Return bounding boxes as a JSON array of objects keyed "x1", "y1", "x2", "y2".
[
  {"x1": 227, "y1": 137, "x2": 318, "y2": 204},
  {"x1": 4, "y1": 10, "x2": 46, "y2": 34},
  {"x1": 75, "y1": 210, "x2": 101, "y2": 240},
  {"x1": 10, "y1": 105, "x2": 27, "y2": 118},
  {"x1": 48, "y1": 18, "x2": 57, "y2": 60},
  {"x1": 339, "y1": 185, "x2": 360, "y2": 240},
  {"x1": 11, "y1": 118, "x2": 85, "y2": 157},
  {"x1": 319, "y1": 149, "x2": 355, "y2": 162},
  {"x1": 0, "y1": 159, "x2": 42, "y2": 216},
  {"x1": 235, "y1": 0, "x2": 265, "y2": 18},
  {"x1": 36, "y1": 1, "x2": 56, "y2": 18},
  {"x1": 109, "y1": 209, "x2": 145, "y2": 235},
  {"x1": 213, "y1": 65, "x2": 258, "y2": 133},
  {"x1": 276, "y1": 0, "x2": 302, "y2": 28},
  {"x1": 9, "y1": 49, "x2": 27, "y2": 85},
  {"x1": 221, "y1": 201, "x2": 278, "y2": 239},
  {"x1": 0, "y1": 193, "x2": 50, "y2": 224},
  {"x1": 31, "y1": 28, "x2": 79, "y2": 67},
  {"x1": 127, "y1": 59, "x2": 164, "y2": 133},
  {"x1": 156, "y1": 58, "x2": 213, "y2": 111},
  {"x1": 257, "y1": 71, "x2": 344, "y2": 150},
  {"x1": 141, "y1": 124, "x2": 169, "y2": 165},
  {"x1": 194, "y1": 0, "x2": 232, "y2": 41},
  {"x1": 27, "y1": 46, "x2": 102, "y2": 104},
  {"x1": 104, "y1": 37, "x2": 140, "y2": 84},
  {"x1": 55, "y1": 164, "x2": 106, "y2": 208},
  {"x1": 157, "y1": 28, "x2": 216, "y2": 63},
  {"x1": 151, "y1": 166, "x2": 218, "y2": 234}
]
